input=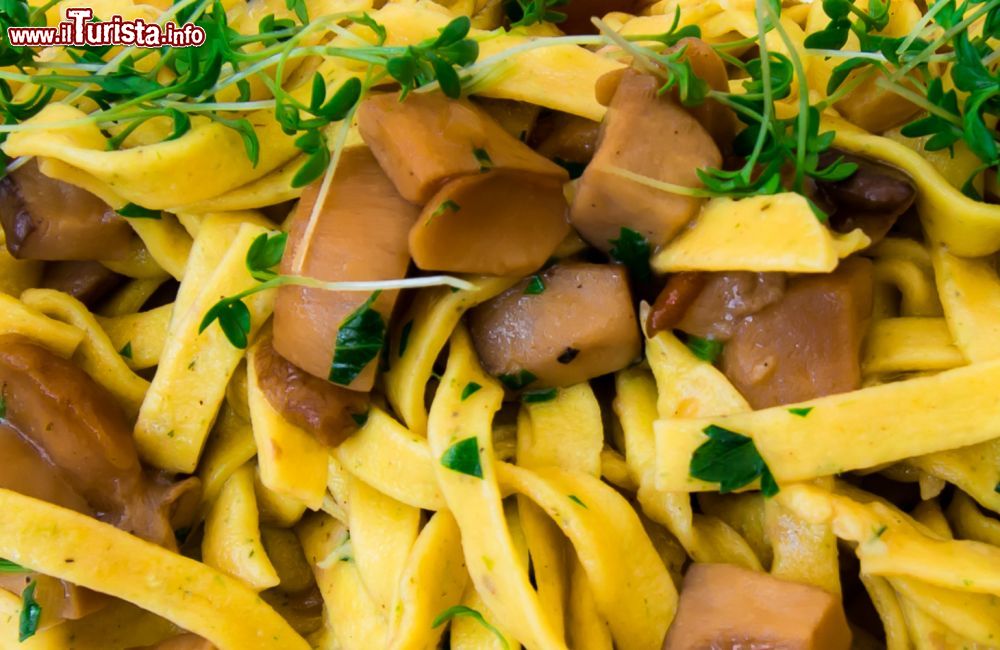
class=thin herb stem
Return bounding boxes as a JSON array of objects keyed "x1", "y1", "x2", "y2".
[
  {"x1": 765, "y1": 0, "x2": 809, "y2": 189},
  {"x1": 875, "y1": 76, "x2": 963, "y2": 128},
  {"x1": 893, "y1": 0, "x2": 998, "y2": 79}
]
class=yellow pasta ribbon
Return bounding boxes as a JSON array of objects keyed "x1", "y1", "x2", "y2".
[
  {"x1": 202, "y1": 463, "x2": 281, "y2": 591},
  {"x1": 652, "y1": 193, "x2": 870, "y2": 273},
  {"x1": 0, "y1": 230, "x2": 41, "y2": 297},
  {"x1": 0, "y1": 292, "x2": 84, "y2": 356},
  {"x1": 862, "y1": 317, "x2": 965, "y2": 377},
  {"x1": 97, "y1": 303, "x2": 172, "y2": 370},
  {"x1": 385, "y1": 276, "x2": 517, "y2": 435},
  {"x1": 0, "y1": 489, "x2": 308, "y2": 649},
  {"x1": 136, "y1": 218, "x2": 274, "y2": 473},
  {"x1": 197, "y1": 404, "x2": 258, "y2": 512},
  {"x1": 246, "y1": 338, "x2": 328, "y2": 509}
]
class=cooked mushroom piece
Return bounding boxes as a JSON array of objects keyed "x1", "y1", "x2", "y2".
[
  {"x1": 720, "y1": 257, "x2": 874, "y2": 409},
  {"x1": 0, "y1": 159, "x2": 133, "y2": 261},
  {"x1": 272, "y1": 148, "x2": 418, "y2": 390},
  {"x1": 663, "y1": 563, "x2": 851, "y2": 650},
  {"x1": 0, "y1": 335, "x2": 198, "y2": 549},
  {"x1": 816, "y1": 150, "x2": 917, "y2": 245},
  {"x1": 571, "y1": 67, "x2": 722, "y2": 251},
  {"x1": 358, "y1": 92, "x2": 568, "y2": 204},
  {"x1": 675, "y1": 272, "x2": 787, "y2": 342},
  {"x1": 645, "y1": 271, "x2": 707, "y2": 337},
  {"x1": 530, "y1": 111, "x2": 602, "y2": 174},
  {"x1": 410, "y1": 170, "x2": 570, "y2": 276},
  {"x1": 254, "y1": 337, "x2": 369, "y2": 447},
  {"x1": 41, "y1": 260, "x2": 125, "y2": 307},
  {"x1": 469, "y1": 262, "x2": 640, "y2": 388}
]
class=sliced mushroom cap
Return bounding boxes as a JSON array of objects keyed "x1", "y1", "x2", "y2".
[
  {"x1": 0, "y1": 421, "x2": 91, "y2": 514},
  {"x1": 817, "y1": 150, "x2": 917, "y2": 246},
  {"x1": 254, "y1": 337, "x2": 368, "y2": 447},
  {"x1": 675, "y1": 272, "x2": 787, "y2": 342},
  {"x1": 358, "y1": 92, "x2": 567, "y2": 204},
  {"x1": 410, "y1": 170, "x2": 570, "y2": 276},
  {"x1": 663, "y1": 563, "x2": 851, "y2": 650},
  {"x1": 469, "y1": 262, "x2": 640, "y2": 388},
  {"x1": 273, "y1": 148, "x2": 418, "y2": 389},
  {"x1": 0, "y1": 335, "x2": 196, "y2": 549},
  {"x1": 0, "y1": 160, "x2": 133, "y2": 261},
  {"x1": 720, "y1": 257, "x2": 873, "y2": 409},
  {"x1": 41, "y1": 260, "x2": 125, "y2": 308},
  {"x1": 667, "y1": 38, "x2": 737, "y2": 148},
  {"x1": 571, "y1": 68, "x2": 721, "y2": 251}
]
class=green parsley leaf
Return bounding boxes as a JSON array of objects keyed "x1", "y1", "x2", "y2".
[
  {"x1": 684, "y1": 335, "x2": 723, "y2": 363},
  {"x1": 568, "y1": 495, "x2": 587, "y2": 508},
  {"x1": 117, "y1": 202, "x2": 161, "y2": 219},
  {"x1": 119, "y1": 342, "x2": 133, "y2": 360},
  {"x1": 524, "y1": 275, "x2": 545, "y2": 295},
  {"x1": 328, "y1": 291, "x2": 386, "y2": 386},
  {"x1": 498, "y1": 369, "x2": 537, "y2": 391},
  {"x1": 609, "y1": 227, "x2": 652, "y2": 284},
  {"x1": 19, "y1": 580, "x2": 40, "y2": 642},
  {"x1": 508, "y1": 0, "x2": 568, "y2": 28},
  {"x1": 690, "y1": 424, "x2": 779, "y2": 497},
  {"x1": 472, "y1": 147, "x2": 493, "y2": 172},
  {"x1": 0, "y1": 558, "x2": 25, "y2": 573},
  {"x1": 440, "y1": 437, "x2": 483, "y2": 478},
  {"x1": 199, "y1": 299, "x2": 252, "y2": 349},
  {"x1": 398, "y1": 320, "x2": 414, "y2": 358},
  {"x1": 431, "y1": 199, "x2": 461, "y2": 219},
  {"x1": 351, "y1": 411, "x2": 369, "y2": 427},
  {"x1": 523, "y1": 388, "x2": 557, "y2": 403},
  {"x1": 432, "y1": 605, "x2": 508, "y2": 648},
  {"x1": 788, "y1": 407, "x2": 813, "y2": 417},
  {"x1": 461, "y1": 382, "x2": 482, "y2": 401},
  {"x1": 245, "y1": 231, "x2": 288, "y2": 281}
]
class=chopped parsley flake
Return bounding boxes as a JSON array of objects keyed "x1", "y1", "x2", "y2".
[
  {"x1": 472, "y1": 147, "x2": 493, "y2": 172},
  {"x1": 351, "y1": 411, "x2": 370, "y2": 427},
  {"x1": 689, "y1": 424, "x2": 779, "y2": 497},
  {"x1": 433, "y1": 605, "x2": 508, "y2": 648},
  {"x1": 498, "y1": 369, "x2": 537, "y2": 391},
  {"x1": 609, "y1": 227, "x2": 652, "y2": 284},
  {"x1": 568, "y1": 495, "x2": 587, "y2": 508},
  {"x1": 398, "y1": 320, "x2": 414, "y2": 358},
  {"x1": 440, "y1": 437, "x2": 483, "y2": 478},
  {"x1": 19, "y1": 581, "x2": 40, "y2": 642},
  {"x1": 431, "y1": 199, "x2": 461, "y2": 219},
  {"x1": 522, "y1": 388, "x2": 557, "y2": 404},
  {"x1": 788, "y1": 407, "x2": 813, "y2": 417},
  {"x1": 0, "y1": 559, "x2": 25, "y2": 573},
  {"x1": 461, "y1": 382, "x2": 482, "y2": 401},
  {"x1": 328, "y1": 291, "x2": 386, "y2": 386},
  {"x1": 119, "y1": 342, "x2": 133, "y2": 360},
  {"x1": 524, "y1": 275, "x2": 545, "y2": 295},
  {"x1": 684, "y1": 335, "x2": 723, "y2": 363}
]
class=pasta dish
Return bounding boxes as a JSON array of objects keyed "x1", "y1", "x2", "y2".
[{"x1": 0, "y1": 0, "x2": 998, "y2": 647}]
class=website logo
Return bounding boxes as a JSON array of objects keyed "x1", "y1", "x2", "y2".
[{"x1": 6, "y1": 8, "x2": 205, "y2": 48}]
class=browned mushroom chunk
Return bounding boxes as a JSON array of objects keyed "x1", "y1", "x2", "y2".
[
  {"x1": 720, "y1": 258, "x2": 873, "y2": 409},
  {"x1": 0, "y1": 335, "x2": 198, "y2": 549},
  {"x1": 675, "y1": 272, "x2": 787, "y2": 342},
  {"x1": 816, "y1": 150, "x2": 917, "y2": 245},
  {"x1": 834, "y1": 71, "x2": 922, "y2": 134},
  {"x1": 357, "y1": 92, "x2": 567, "y2": 204},
  {"x1": 571, "y1": 59, "x2": 723, "y2": 251},
  {"x1": 663, "y1": 563, "x2": 851, "y2": 650},
  {"x1": 469, "y1": 262, "x2": 640, "y2": 388},
  {"x1": 0, "y1": 160, "x2": 133, "y2": 261},
  {"x1": 41, "y1": 260, "x2": 125, "y2": 307},
  {"x1": 410, "y1": 170, "x2": 570, "y2": 276},
  {"x1": 530, "y1": 111, "x2": 602, "y2": 175},
  {"x1": 272, "y1": 148, "x2": 418, "y2": 390},
  {"x1": 254, "y1": 337, "x2": 368, "y2": 447},
  {"x1": 473, "y1": 98, "x2": 542, "y2": 142}
]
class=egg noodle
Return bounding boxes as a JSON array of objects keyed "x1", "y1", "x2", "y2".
[{"x1": 0, "y1": 0, "x2": 999, "y2": 648}]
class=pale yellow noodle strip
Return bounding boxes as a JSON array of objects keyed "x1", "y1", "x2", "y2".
[
  {"x1": 427, "y1": 326, "x2": 566, "y2": 649},
  {"x1": 828, "y1": 115, "x2": 1000, "y2": 257},
  {"x1": 764, "y1": 497, "x2": 841, "y2": 594},
  {"x1": 652, "y1": 193, "x2": 869, "y2": 274},
  {"x1": 0, "y1": 230, "x2": 41, "y2": 297},
  {"x1": 895, "y1": 591, "x2": 979, "y2": 650},
  {"x1": 862, "y1": 317, "x2": 965, "y2": 376},
  {"x1": 255, "y1": 467, "x2": 308, "y2": 528},
  {"x1": 779, "y1": 483, "x2": 1000, "y2": 595},
  {"x1": 202, "y1": 464, "x2": 280, "y2": 591},
  {"x1": 0, "y1": 489, "x2": 308, "y2": 649},
  {"x1": 335, "y1": 407, "x2": 446, "y2": 511},
  {"x1": 174, "y1": 155, "x2": 308, "y2": 214},
  {"x1": 892, "y1": 577, "x2": 1000, "y2": 646},
  {"x1": 496, "y1": 463, "x2": 675, "y2": 650},
  {"x1": 298, "y1": 514, "x2": 389, "y2": 650},
  {"x1": 873, "y1": 257, "x2": 942, "y2": 317},
  {"x1": 614, "y1": 366, "x2": 761, "y2": 569},
  {"x1": 388, "y1": 510, "x2": 468, "y2": 650},
  {"x1": 566, "y1": 555, "x2": 613, "y2": 650},
  {"x1": 325, "y1": 456, "x2": 351, "y2": 524},
  {"x1": 931, "y1": 247, "x2": 1000, "y2": 364},
  {"x1": 347, "y1": 475, "x2": 421, "y2": 617},
  {"x1": 97, "y1": 303, "x2": 172, "y2": 370},
  {"x1": 21, "y1": 288, "x2": 149, "y2": 418},
  {"x1": 862, "y1": 576, "x2": 911, "y2": 650},
  {"x1": 599, "y1": 448, "x2": 637, "y2": 492},
  {"x1": 909, "y1": 441, "x2": 1000, "y2": 514},
  {"x1": 197, "y1": 404, "x2": 258, "y2": 513},
  {"x1": 947, "y1": 492, "x2": 1000, "y2": 546},
  {"x1": 136, "y1": 219, "x2": 274, "y2": 473},
  {"x1": 450, "y1": 586, "x2": 517, "y2": 650},
  {"x1": 0, "y1": 292, "x2": 84, "y2": 356},
  {"x1": 246, "y1": 338, "x2": 327, "y2": 509},
  {"x1": 385, "y1": 276, "x2": 518, "y2": 435},
  {"x1": 100, "y1": 277, "x2": 167, "y2": 318},
  {"x1": 655, "y1": 358, "x2": 1000, "y2": 491}
]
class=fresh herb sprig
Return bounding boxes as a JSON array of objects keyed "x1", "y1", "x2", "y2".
[
  {"x1": 506, "y1": 0, "x2": 569, "y2": 29},
  {"x1": 433, "y1": 605, "x2": 508, "y2": 648},
  {"x1": 690, "y1": 424, "x2": 779, "y2": 497},
  {"x1": 199, "y1": 231, "x2": 474, "y2": 351}
]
